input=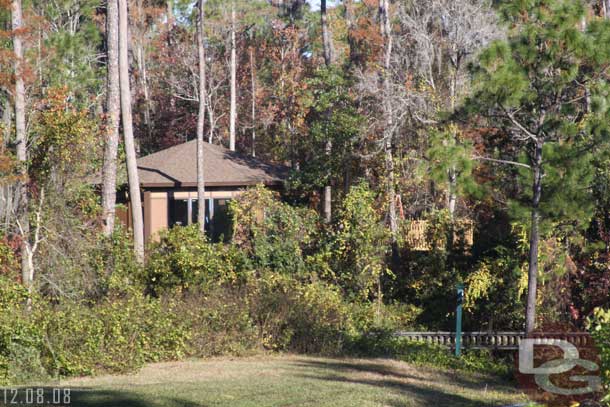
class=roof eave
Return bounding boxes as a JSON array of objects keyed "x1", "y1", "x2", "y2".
[{"x1": 140, "y1": 180, "x2": 285, "y2": 189}]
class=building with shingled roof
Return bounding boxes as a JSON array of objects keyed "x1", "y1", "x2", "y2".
[{"x1": 117, "y1": 140, "x2": 287, "y2": 242}]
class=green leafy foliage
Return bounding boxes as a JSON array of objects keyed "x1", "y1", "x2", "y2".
[
  {"x1": 426, "y1": 126, "x2": 482, "y2": 201},
  {"x1": 469, "y1": 0, "x2": 610, "y2": 235},
  {"x1": 347, "y1": 329, "x2": 510, "y2": 377},
  {"x1": 31, "y1": 87, "x2": 101, "y2": 185},
  {"x1": 230, "y1": 185, "x2": 320, "y2": 276},
  {"x1": 327, "y1": 182, "x2": 390, "y2": 299},
  {"x1": 289, "y1": 66, "x2": 362, "y2": 195},
  {"x1": 0, "y1": 282, "x2": 189, "y2": 382},
  {"x1": 587, "y1": 308, "x2": 610, "y2": 402},
  {"x1": 145, "y1": 225, "x2": 245, "y2": 295}
]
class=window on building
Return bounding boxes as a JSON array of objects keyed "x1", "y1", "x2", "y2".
[
  {"x1": 169, "y1": 199, "x2": 188, "y2": 227},
  {"x1": 212, "y1": 199, "x2": 232, "y2": 242},
  {"x1": 169, "y1": 196, "x2": 232, "y2": 242}
]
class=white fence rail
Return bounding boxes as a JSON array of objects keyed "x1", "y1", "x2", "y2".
[{"x1": 394, "y1": 331, "x2": 594, "y2": 350}]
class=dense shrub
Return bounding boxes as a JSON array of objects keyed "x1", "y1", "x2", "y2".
[
  {"x1": 347, "y1": 329, "x2": 510, "y2": 377},
  {"x1": 230, "y1": 186, "x2": 320, "y2": 275},
  {"x1": 285, "y1": 280, "x2": 352, "y2": 354},
  {"x1": 40, "y1": 295, "x2": 189, "y2": 376},
  {"x1": 0, "y1": 277, "x2": 188, "y2": 383},
  {"x1": 88, "y1": 226, "x2": 143, "y2": 297},
  {"x1": 246, "y1": 271, "x2": 352, "y2": 354},
  {"x1": 349, "y1": 301, "x2": 424, "y2": 332},
  {"x1": 327, "y1": 183, "x2": 390, "y2": 300},
  {"x1": 175, "y1": 288, "x2": 259, "y2": 357},
  {"x1": 588, "y1": 308, "x2": 610, "y2": 403},
  {"x1": 0, "y1": 185, "x2": 515, "y2": 386},
  {"x1": 145, "y1": 225, "x2": 246, "y2": 294},
  {"x1": 0, "y1": 279, "x2": 46, "y2": 384}
]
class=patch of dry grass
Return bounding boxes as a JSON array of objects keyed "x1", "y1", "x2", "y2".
[{"x1": 38, "y1": 355, "x2": 527, "y2": 406}]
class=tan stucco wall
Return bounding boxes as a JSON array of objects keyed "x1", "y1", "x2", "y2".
[
  {"x1": 142, "y1": 189, "x2": 243, "y2": 242},
  {"x1": 144, "y1": 191, "x2": 168, "y2": 242}
]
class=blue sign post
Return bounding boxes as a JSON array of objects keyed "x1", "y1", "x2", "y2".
[{"x1": 455, "y1": 283, "x2": 465, "y2": 357}]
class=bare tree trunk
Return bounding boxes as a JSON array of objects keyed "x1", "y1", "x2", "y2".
[
  {"x1": 380, "y1": 0, "x2": 398, "y2": 242},
  {"x1": 167, "y1": 0, "x2": 175, "y2": 27},
  {"x1": 137, "y1": 45, "x2": 153, "y2": 142},
  {"x1": 447, "y1": 67, "x2": 458, "y2": 220},
  {"x1": 250, "y1": 46, "x2": 256, "y2": 157},
  {"x1": 447, "y1": 170, "x2": 457, "y2": 217},
  {"x1": 321, "y1": 0, "x2": 334, "y2": 65},
  {"x1": 229, "y1": 2, "x2": 237, "y2": 152},
  {"x1": 208, "y1": 91, "x2": 214, "y2": 143},
  {"x1": 196, "y1": 0, "x2": 207, "y2": 232},
  {"x1": 135, "y1": 0, "x2": 153, "y2": 145},
  {"x1": 525, "y1": 142, "x2": 543, "y2": 334},
  {"x1": 321, "y1": 0, "x2": 333, "y2": 223},
  {"x1": 604, "y1": 0, "x2": 610, "y2": 19},
  {"x1": 12, "y1": 0, "x2": 32, "y2": 290},
  {"x1": 119, "y1": 0, "x2": 145, "y2": 262},
  {"x1": 102, "y1": 0, "x2": 121, "y2": 236},
  {"x1": 323, "y1": 140, "x2": 332, "y2": 223},
  {"x1": 3, "y1": 97, "x2": 11, "y2": 149}
]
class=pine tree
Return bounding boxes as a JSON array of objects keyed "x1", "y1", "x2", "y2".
[{"x1": 467, "y1": 0, "x2": 610, "y2": 332}]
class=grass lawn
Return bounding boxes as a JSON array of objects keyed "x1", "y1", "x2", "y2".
[{"x1": 9, "y1": 355, "x2": 528, "y2": 407}]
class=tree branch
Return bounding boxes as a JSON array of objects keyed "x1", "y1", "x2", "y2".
[
  {"x1": 473, "y1": 155, "x2": 532, "y2": 169},
  {"x1": 501, "y1": 106, "x2": 538, "y2": 142}
]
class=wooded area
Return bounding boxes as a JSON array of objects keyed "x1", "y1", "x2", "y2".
[{"x1": 0, "y1": 0, "x2": 610, "y2": 402}]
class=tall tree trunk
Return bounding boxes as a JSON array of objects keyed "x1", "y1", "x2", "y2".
[
  {"x1": 102, "y1": 0, "x2": 121, "y2": 236},
  {"x1": 323, "y1": 139, "x2": 332, "y2": 223},
  {"x1": 249, "y1": 46, "x2": 256, "y2": 157},
  {"x1": 321, "y1": 0, "x2": 334, "y2": 66},
  {"x1": 12, "y1": 0, "x2": 31, "y2": 290},
  {"x1": 167, "y1": 0, "x2": 175, "y2": 27},
  {"x1": 0, "y1": 95, "x2": 12, "y2": 231},
  {"x1": 229, "y1": 2, "x2": 237, "y2": 152},
  {"x1": 3, "y1": 97, "x2": 11, "y2": 149},
  {"x1": 208, "y1": 91, "x2": 214, "y2": 143},
  {"x1": 602, "y1": 0, "x2": 610, "y2": 18},
  {"x1": 447, "y1": 67, "x2": 458, "y2": 220},
  {"x1": 119, "y1": 0, "x2": 145, "y2": 262},
  {"x1": 136, "y1": 44, "x2": 153, "y2": 144},
  {"x1": 379, "y1": 0, "x2": 398, "y2": 243},
  {"x1": 321, "y1": 0, "x2": 333, "y2": 223},
  {"x1": 196, "y1": 0, "x2": 207, "y2": 232},
  {"x1": 525, "y1": 142, "x2": 543, "y2": 334},
  {"x1": 135, "y1": 0, "x2": 153, "y2": 146}
]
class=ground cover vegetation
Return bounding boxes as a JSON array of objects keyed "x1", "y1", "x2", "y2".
[{"x1": 0, "y1": 0, "x2": 609, "y2": 403}]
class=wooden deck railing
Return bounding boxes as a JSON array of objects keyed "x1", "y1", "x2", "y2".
[
  {"x1": 394, "y1": 331, "x2": 595, "y2": 350},
  {"x1": 405, "y1": 220, "x2": 474, "y2": 251}
]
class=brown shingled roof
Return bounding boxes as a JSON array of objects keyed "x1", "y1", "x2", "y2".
[{"x1": 136, "y1": 140, "x2": 288, "y2": 187}]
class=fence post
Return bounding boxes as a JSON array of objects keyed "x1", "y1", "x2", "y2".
[{"x1": 455, "y1": 283, "x2": 465, "y2": 357}]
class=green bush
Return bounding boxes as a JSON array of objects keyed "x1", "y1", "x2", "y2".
[
  {"x1": 230, "y1": 185, "x2": 321, "y2": 276},
  {"x1": 87, "y1": 226, "x2": 143, "y2": 298},
  {"x1": 328, "y1": 182, "x2": 390, "y2": 300},
  {"x1": 287, "y1": 280, "x2": 352, "y2": 354},
  {"x1": 145, "y1": 225, "x2": 245, "y2": 294},
  {"x1": 40, "y1": 295, "x2": 188, "y2": 376},
  {"x1": 175, "y1": 288, "x2": 259, "y2": 357},
  {"x1": 346, "y1": 329, "x2": 510, "y2": 377},
  {"x1": 246, "y1": 271, "x2": 353, "y2": 354},
  {"x1": 349, "y1": 302, "x2": 424, "y2": 332},
  {"x1": 0, "y1": 278, "x2": 189, "y2": 383},
  {"x1": 588, "y1": 308, "x2": 610, "y2": 403},
  {"x1": 0, "y1": 277, "x2": 45, "y2": 384}
]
